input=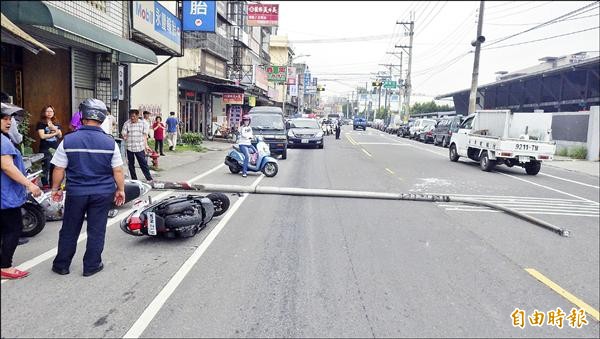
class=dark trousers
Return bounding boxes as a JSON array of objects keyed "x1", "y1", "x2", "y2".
[
  {"x1": 126, "y1": 150, "x2": 153, "y2": 181},
  {"x1": 0, "y1": 207, "x2": 24, "y2": 268},
  {"x1": 335, "y1": 127, "x2": 341, "y2": 139},
  {"x1": 52, "y1": 193, "x2": 113, "y2": 272},
  {"x1": 154, "y1": 139, "x2": 164, "y2": 154},
  {"x1": 41, "y1": 150, "x2": 54, "y2": 186}
]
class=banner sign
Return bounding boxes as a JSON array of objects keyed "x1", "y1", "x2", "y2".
[
  {"x1": 249, "y1": 96, "x2": 256, "y2": 107},
  {"x1": 132, "y1": 1, "x2": 182, "y2": 55},
  {"x1": 289, "y1": 84, "x2": 298, "y2": 97},
  {"x1": 268, "y1": 87, "x2": 279, "y2": 100},
  {"x1": 286, "y1": 67, "x2": 297, "y2": 85},
  {"x1": 182, "y1": 1, "x2": 216, "y2": 32},
  {"x1": 253, "y1": 65, "x2": 269, "y2": 91},
  {"x1": 247, "y1": 4, "x2": 279, "y2": 27},
  {"x1": 303, "y1": 72, "x2": 311, "y2": 87},
  {"x1": 266, "y1": 65, "x2": 287, "y2": 83},
  {"x1": 228, "y1": 105, "x2": 242, "y2": 128},
  {"x1": 223, "y1": 93, "x2": 244, "y2": 104},
  {"x1": 312, "y1": 77, "x2": 318, "y2": 86},
  {"x1": 305, "y1": 85, "x2": 317, "y2": 94}
]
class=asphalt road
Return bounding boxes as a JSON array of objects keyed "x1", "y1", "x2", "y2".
[{"x1": 2, "y1": 126, "x2": 598, "y2": 338}]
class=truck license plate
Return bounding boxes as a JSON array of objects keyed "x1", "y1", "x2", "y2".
[
  {"x1": 519, "y1": 156, "x2": 531, "y2": 163},
  {"x1": 147, "y1": 212, "x2": 157, "y2": 235}
]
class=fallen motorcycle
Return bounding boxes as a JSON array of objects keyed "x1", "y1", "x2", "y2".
[{"x1": 120, "y1": 193, "x2": 230, "y2": 238}]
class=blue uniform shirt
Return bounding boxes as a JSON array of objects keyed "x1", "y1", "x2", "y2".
[
  {"x1": 1, "y1": 133, "x2": 27, "y2": 209},
  {"x1": 51, "y1": 126, "x2": 123, "y2": 196}
]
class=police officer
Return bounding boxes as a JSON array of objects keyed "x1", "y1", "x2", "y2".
[{"x1": 50, "y1": 98, "x2": 125, "y2": 277}]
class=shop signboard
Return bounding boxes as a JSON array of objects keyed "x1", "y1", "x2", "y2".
[
  {"x1": 289, "y1": 84, "x2": 298, "y2": 97},
  {"x1": 247, "y1": 4, "x2": 279, "y2": 27},
  {"x1": 132, "y1": 1, "x2": 182, "y2": 55},
  {"x1": 228, "y1": 105, "x2": 242, "y2": 128},
  {"x1": 303, "y1": 72, "x2": 311, "y2": 87},
  {"x1": 182, "y1": 1, "x2": 216, "y2": 32},
  {"x1": 286, "y1": 67, "x2": 297, "y2": 85},
  {"x1": 266, "y1": 65, "x2": 287, "y2": 83},
  {"x1": 249, "y1": 96, "x2": 256, "y2": 107},
  {"x1": 223, "y1": 93, "x2": 244, "y2": 104},
  {"x1": 253, "y1": 65, "x2": 269, "y2": 91}
]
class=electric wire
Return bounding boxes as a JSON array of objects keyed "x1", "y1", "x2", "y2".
[{"x1": 482, "y1": 26, "x2": 600, "y2": 50}]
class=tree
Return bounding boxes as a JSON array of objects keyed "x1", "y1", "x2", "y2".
[{"x1": 411, "y1": 100, "x2": 454, "y2": 114}]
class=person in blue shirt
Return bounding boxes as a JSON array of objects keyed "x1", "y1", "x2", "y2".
[
  {"x1": 49, "y1": 98, "x2": 125, "y2": 277},
  {"x1": 1, "y1": 103, "x2": 43, "y2": 280},
  {"x1": 165, "y1": 111, "x2": 179, "y2": 151}
]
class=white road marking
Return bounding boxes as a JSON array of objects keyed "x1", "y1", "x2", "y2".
[
  {"x1": 361, "y1": 148, "x2": 372, "y2": 157},
  {"x1": 377, "y1": 134, "x2": 599, "y2": 203},
  {"x1": 2, "y1": 163, "x2": 225, "y2": 284},
  {"x1": 123, "y1": 175, "x2": 264, "y2": 338},
  {"x1": 539, "y1": 172, "x2": 599, "y2": 189}
]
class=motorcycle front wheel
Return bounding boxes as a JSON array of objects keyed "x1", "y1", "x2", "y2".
[
  {"x1": 207, "y1": 193, "x2": 231, "y2": 217},
  {"x1": 262, "y1": 162, "x2": 278, "y2": 177},
  {"x1": 21, "y1": 202, "x2": 46, "y2": 237}
]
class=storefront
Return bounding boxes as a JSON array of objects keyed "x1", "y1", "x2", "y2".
[{"x1": 2, "y1": 1, "x2": 157, "y2": 144}]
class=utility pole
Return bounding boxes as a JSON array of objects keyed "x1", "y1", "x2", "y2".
[
  {"x1": 468, "y1": 1, "x2": 486, "y2": 114},
  {"x1": 396, "y1": 12, "x2": 414, "y2": 121}
]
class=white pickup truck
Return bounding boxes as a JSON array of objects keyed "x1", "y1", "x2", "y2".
[{"x1": 448, "y1": 110, "x2": 556, "y2": 175}]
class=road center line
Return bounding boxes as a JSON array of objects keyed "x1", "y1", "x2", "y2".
[
  {"x1": 525, "y1": 268, "x2": 599, "y2": 321},
  {"x1": 385, "y1": 168, "x2": 395, "y2": 175},
  {"x1": 123, "y1": 175, "x2": 264, "y2": 338},
  {"x1": 361, "y1": 148, "x2": 372, "y2": 157},
  {"x1": 2, "y1": 163, "x2": 225, "y2": 284}
]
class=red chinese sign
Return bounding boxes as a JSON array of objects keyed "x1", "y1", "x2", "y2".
[
  {"x1": 223, "y1": 93, "x2": 244, "y2": 104},
  {"x1": 248, "y1": 4, "x2": 279, "y2": 27}
]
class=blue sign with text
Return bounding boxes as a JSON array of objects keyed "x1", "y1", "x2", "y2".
[
  {"x1": 304, "y1": 72, "x2": 311, "y2": 87},
  {"x1": 183, "y1": 1, "x2": 217, "y2": 32}
]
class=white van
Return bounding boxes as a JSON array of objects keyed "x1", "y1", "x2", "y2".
[{"x1": 409, "y1": 118, "x2": 437, "y2": 139}]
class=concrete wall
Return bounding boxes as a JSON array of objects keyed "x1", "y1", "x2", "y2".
[
  {"x1": 547, "y1": 106, "x2": 600, "y2": 161},
  {"x1": 130, "y1": 56, "x2": 179, "y2": 120},
  {"x1": 587, "y1": 106, "x2": 599, "y2": 161}
]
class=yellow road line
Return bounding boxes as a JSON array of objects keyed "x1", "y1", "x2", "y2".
[
  {"x1": 346, "y1": 134, "x2": 358, "y2": 145},
  {"x1": 525, "y1": 268, "x2": 599, "y2": 321},
  {"x1": 385, "y1": 168, "x2": 395, "y2": 175},
  {"x1": 361, "y1": 148, "x2": 372, "y2": 157}
]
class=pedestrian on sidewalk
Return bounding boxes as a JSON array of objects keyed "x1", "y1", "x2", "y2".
[
  {"x1": 37, "y1": 105, "x2": 62, "y2": 188},
  {"x1": 100, "y1": 109, "x2": 117, "y2": 136},
  {"x1": 121, "y1": 109, "x2": 153, "y2": 181},
  {"x1": 49, "y1": 98, "x2": 125, "y2": 277},
  {"x1": 165, "y1": 111, "x2": 179, "y2": 151},
  {"x1": 153, "y1": 116, "x2": 166, "y2": 156},
  {"x1": 142, "y1": 111, "x2": 152, "y2": 140},
  {"x1": 1, "y1": 103, "x2": 43, "y2": 280}
]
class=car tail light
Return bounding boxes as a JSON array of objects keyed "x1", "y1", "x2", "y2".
[
  {"x1": 499, "y1": 152, "x2": 513, "y2": 157},
  {"x1": 129, "y1": 216, "x2": 142, "y2": 231}
]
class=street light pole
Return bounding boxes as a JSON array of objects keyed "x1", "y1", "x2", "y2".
[{"x1": 468, "y1": 1, "x2": 485, "y2": 114}]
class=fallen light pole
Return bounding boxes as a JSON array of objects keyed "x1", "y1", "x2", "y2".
[{"x1": 150, "y1": 181, "x2": 571, "y2": 237}]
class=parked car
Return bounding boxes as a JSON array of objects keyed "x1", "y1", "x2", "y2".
[
  {"x1": 417, "y1": 119, "x2": 438, "y2": 143},
  {"x1": 409, "y1": 118, "x2": 437, "y2": 139},
  {"x1": 433, "y1": 116, "x2": 464, "y2": 147},
  {"x1": 397, "y1": 119, "x2": 415, "y2": 137},
  {"x1": 287, "y1": 118, "x2": 324, "y2": 149}
]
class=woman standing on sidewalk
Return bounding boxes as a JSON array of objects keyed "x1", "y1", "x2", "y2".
[
  {"x1": 153, "y1": 116, "x2": 166, "y2": 156},
  {"x1": 37, "y1": 105, "x2": 62, "y2": 188}
]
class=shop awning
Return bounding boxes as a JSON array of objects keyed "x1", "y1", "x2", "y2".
[
  {"x1": 1, "y1": 13, "x2": 54, "y2": 55},
  {"x1": 181, "y1": 74, "x2": 246, "y2": 94},
  {"x1": 1, "y1": 1, "x2": 157, "y2": 64}
]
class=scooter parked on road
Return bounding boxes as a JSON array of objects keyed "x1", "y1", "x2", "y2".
[
  {"x1": 21, "y1": 170, "x2": 47, "y2": 237},
  {"x1": 224, "y1": 136, "x2": 279, "y2": 177}
]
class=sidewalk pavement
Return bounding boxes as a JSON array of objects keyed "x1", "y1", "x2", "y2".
[{"x1": 545, "y1": 156, "x2": 599, "y2": 178}]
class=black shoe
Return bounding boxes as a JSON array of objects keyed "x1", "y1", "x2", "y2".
[
  {"x1": 17, "y1": 237, "x2": 29, "y2": 245},
  {"x1": 52, "y1": 266, "x2": 70, "y2": 275},
  {"x1": 83, "y1": 263, "x2": 104, "y2": 277},
  {"x1": 160, "y1": 153, "x2": 166, "y2": 156},
  {"x1": 169, "y1": 146, "x2": 174, "y2": 151}
]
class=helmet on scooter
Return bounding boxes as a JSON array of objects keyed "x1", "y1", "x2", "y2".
[
  {"x1": 79, "y1": 98, "x2": 107, "y2": 123},
  {"x1": 241, "y1": 115, "x2": 251, "y2": 123}
]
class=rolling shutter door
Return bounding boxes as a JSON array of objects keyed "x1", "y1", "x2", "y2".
[{"x1": 73, "y1": 49, "x2": 96, "y2": 89}]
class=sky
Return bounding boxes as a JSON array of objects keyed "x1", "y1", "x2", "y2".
[{"x1": 266, "y1": 1, "x2": 600, "y2": 105}]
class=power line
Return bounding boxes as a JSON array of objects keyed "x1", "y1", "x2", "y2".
[
  {"x1": 485, "y1": 1, "x2": 553, "y2": 19},
  {"x1": 486, "y1": 1, "x2": 600, "y2": 47},
  {"x1": 415, "y1": 1, "x2": 448, "y2": 38},
  {"x1": 483, "y1": 26, "x2": 600, "y2": 50},
  {"x1": 289, "y1": 34, "x2": 396, "y2": 44},
  {"x1": 485, "y1": 13, "x2": 599, "y2": 26}
]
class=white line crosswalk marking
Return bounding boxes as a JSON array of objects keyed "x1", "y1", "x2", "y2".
[{"x1": 436, "y1": 194, "x2": 599, "y2": 218}]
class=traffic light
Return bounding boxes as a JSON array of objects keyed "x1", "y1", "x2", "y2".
[
  {"x1": 372, "y1": 80, "x2": 382, "y2": 87},
  {"x1": 317, "y1": 85, "x2": 325, "y2": 92}
]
